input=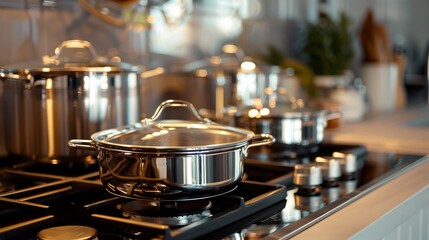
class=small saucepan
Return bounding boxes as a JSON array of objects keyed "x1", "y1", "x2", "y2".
[
  {"x1": 235, "y1": 103, "x2": 340, "y2": 152},
  {"x1": 68, "y1": 100, "x2": 274, "y2": 201}
]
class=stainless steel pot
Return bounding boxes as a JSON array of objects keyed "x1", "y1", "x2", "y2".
[
  {"x1": 68, "y1": 100, "x2": 274, "y2": 201},
  {"x1": 0, "y1": 40, "x2": 142, "y2": 163},
  {"x1": 235, "y1": 104, "x2": 339, "y2": 151}
]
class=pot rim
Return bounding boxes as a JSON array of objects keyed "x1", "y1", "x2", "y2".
[{"x1": 95, "y1": 141, "x2": 249, "y2": 154}]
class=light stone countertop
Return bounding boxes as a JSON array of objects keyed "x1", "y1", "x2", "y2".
[{"x1": 324, "y1": 105, "x2": 429, "y2": 155}]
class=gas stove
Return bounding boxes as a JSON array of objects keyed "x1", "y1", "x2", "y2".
[{"x1": 0, "y1": 143, "x2": 425, "y2": 240}]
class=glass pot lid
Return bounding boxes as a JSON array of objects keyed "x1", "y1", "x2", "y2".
[
  {"x1": 0, "y1": 40, "x2": 140, "y2": 78},
  {"x1": 92, "y1": 100, "x2": 255, "y2": 152}
]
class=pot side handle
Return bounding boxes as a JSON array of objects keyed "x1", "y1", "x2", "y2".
[
  {"x1": 325, "y1": 110, "x2": 343, "y2": 121},
  {"x1": 68, "y1": 139, "x2": 97, "y2": 150},
  {"x1": 246, "y1": 134, "x2": 275, "y2": 151}
]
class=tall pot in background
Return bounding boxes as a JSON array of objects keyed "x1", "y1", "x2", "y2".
[{"x1": 0, "y1": 40, "x2": 142, "y2": 163}]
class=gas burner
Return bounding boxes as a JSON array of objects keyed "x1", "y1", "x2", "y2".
[
  {"x1": 106, "y1": 181, "x2": 238, "y2": 201},
  {"x1": 0, "y1": 180, "x2": 15, "y2": 193},
  {"x1": 37, "y1": 225, "x2": 98, "y2": 240},
  {"x1": 121, "y1": 200, "x2": 212, "y2": 226}
]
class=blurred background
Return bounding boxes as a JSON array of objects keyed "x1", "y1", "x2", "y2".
[{"x1": 0, "y1": 0, "x2": 428, "y2": 115}]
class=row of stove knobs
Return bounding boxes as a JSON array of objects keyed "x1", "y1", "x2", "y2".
[
  {"x1": 294, "y1": 152, "x2": 357, "y2": 187},
  {"x1": 225, "y1": 152, "x2": 360, "y2": 240},
  {"x1": 293, "y1": 151, "x2": 359, "y2": 210}
]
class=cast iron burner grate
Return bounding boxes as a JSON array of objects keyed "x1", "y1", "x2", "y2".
[
  {"x1": 89, "y1": 182, "x2": 287, "y2": 240},
  {"x1": 0, "y1": 169, "x2": 286, "y2": 240}
]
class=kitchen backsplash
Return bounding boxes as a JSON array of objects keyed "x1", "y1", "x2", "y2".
[{"x1": 0, "y1": 0, "x2": 427, "y2": 75}]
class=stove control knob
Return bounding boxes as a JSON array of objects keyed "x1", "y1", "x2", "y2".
[
  {"x1": 315, "y1": 156, "x2": 342, "y2": 181},
  {"x1": 333, "y1": 151, "x2": 357, "y2": 175},
  {"x1": 293, "y1": 163, "x2": 323, "y2": 187}
]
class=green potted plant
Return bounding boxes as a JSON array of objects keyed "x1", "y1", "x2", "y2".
[
  {"x1": 303, "y1": 11, "x2": 354, "y2": 76},
  {"x1": 302, "y1": 12, "x2": 368, "y2": 122}
]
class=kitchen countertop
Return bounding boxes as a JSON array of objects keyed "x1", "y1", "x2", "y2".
[{"x1": 324, "y1": 105, "x2": 429, "y2": 155}]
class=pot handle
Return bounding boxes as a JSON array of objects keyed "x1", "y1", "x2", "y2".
[
  {"x1": 246, "y1": 134, "x2": 275, "y2": 151},
  {"x1": 325, "y1": 110, "x2": 342, "y2": 121},
  {"x1": 68, "y1": 139, "x2": 97, "y2": 150},
  {"x1": 145, "y1": 99, "x2": 210, "y2": 123}
]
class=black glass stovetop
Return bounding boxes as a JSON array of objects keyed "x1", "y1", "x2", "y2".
[{"x1": 0, "y1": 143, "x2": 425, "y2": 240}]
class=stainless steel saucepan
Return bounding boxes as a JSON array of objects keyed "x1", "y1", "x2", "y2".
[
  {"x1": 235, "y1": 103, "x2": 340, "y2": 152},
  {"x1": 68, "y1": 100, "x2": 274, "y2": 201},
  {"x1": 0, "y1": 40, "x2": 142, "y2": 163}
]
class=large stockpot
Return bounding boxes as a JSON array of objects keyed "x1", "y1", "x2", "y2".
[
  {"x1": 235, "y1": 104, "x2": 339, "y2": 152},
  {"x1": 68, "y1": 100, "x2": 274, "y2": 201},
  {"x1": 0, "y1": 40, "x2": 142, "y2": 163}
]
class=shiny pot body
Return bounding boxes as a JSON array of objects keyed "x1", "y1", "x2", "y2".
[
  {"x1": 235, "y1": 111, "x2": 326, "y2": 150},
  {"x1": 2, "y1": 72, "x2": 141, "y2": 163},
  {"x1": 96, "y1": 145, "x2": 245, "y2": 200}
]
